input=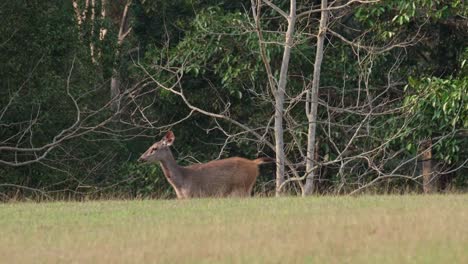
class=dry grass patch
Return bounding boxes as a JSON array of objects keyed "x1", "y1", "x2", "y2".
[{"x1": 0, "y1": 195, "x2": 467, "y2": 263}]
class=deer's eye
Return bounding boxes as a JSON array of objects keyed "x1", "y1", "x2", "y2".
[{"x1": 150, "y1": 147, "x2": 157, "y2": 153}]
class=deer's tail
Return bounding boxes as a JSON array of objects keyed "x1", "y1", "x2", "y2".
[{"x1": 253, "y1": 157, "x2": 275, "y2": 165}]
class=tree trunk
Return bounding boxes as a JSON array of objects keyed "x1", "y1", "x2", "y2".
[
  {"x1": 73, "y1": 0, "x2": 130, "y2": 114},
  {"x1": 110, "y1": 69, "x2": 121, "y2": 112},
  {"x1": 109, "y1": 0, "x2": 131, "y2": 114},
  {"x1": 303, "y1": 0, "x2": 328, "y2": 196},
  {"x1": 274, "y1": 0, "x2": 296, "y2": 196},
  {"x1": 421, "y1": 139, "x2": 435, "y2": 193}
]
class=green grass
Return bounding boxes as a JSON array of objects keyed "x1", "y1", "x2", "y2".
[{"x1": 0, "y1": 195, "x2": 467, "y2": 263}]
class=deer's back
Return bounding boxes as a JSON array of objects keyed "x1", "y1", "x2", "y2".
[{"x1": 182, "y1": 157, "x2": 259, "y2": 197}]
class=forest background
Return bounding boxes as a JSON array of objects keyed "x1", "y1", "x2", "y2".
[{"x1": 0, "y1": 0, "x2": 466, "y2": 200}]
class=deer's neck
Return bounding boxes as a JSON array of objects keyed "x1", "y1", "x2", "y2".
[{"x1": 159, "y1": 150, "x2": 185, "y2": 189}]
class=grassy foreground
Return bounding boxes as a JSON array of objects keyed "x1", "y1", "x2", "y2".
[{"x1": 0, "y1": 195, "x2": 467, "y2": 263}]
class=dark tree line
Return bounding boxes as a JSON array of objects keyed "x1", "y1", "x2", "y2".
[{"x1": 0, "y1": 0, "x2": 466, "y2": 200}]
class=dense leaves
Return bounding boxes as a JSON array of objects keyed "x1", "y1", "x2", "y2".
[{"x1": 1, "y1": 0, "x2": 466, "y2": 199}]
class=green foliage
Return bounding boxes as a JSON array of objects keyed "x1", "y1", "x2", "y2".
[
  {"x1": 355, "y1": 0, "x2": 468, "y2": 40},
  {"x1": 404, "y1": 75, "x2": 467, "y2": 163},
  {"x1": 117, "y1": 163, "x2": 174, "y2": 198},
  {"x1": 355, "y1": 0, "x2": 467, "y2": 24},
  {"x1": 167, "y1": 7, "x2": 264, "y2": 98},
  {"x1": 1, "y1": 0, "x2": 467, "y2": 198}
]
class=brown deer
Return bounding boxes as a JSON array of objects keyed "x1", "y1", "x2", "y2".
[{"x1": 138, "y1": 131, "x2": 273, "y2": 199}]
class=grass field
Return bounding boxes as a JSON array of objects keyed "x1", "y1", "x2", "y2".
[{"x1": 0, "y1": 195, "x2": 467, "y2": 263}]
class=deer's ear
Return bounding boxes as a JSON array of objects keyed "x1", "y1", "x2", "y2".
[{"x1": 164, "y1": 131, "x2": 175, "y2": 146}]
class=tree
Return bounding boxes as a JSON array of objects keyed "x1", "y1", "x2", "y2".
[
  {"x1": 72, "y1": 0, "x2": 133, "y2": 111},
  {"x1": 303, "y1": 0, "x2": 329, "y2": 195},
  {"x1": 1, "y1": 0, "x2": 466, "y2": 199}
]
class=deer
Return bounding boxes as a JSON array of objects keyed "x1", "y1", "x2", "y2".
[{"x1": 138, "y1": 131, "x2": 274, "y2": 199}]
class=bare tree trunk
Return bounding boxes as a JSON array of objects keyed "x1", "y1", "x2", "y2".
[
  {"x1": 251, "y1": 0, "x2": 303, "y2": 195},
  {"x1": 110, "y1": 0, "x2": 132, "y2": 113},
  {"x1": 73, "y1": 0, "x2": 131, "y2": 113},
  {"x1": 110, "y1": 69, "x2": 121, "y2": 112},
  {"x1": 274, "y1": 0, "x2": 296, "y2": 196},
  {"x1": 303, "y1": 0, "x2": 329, "y2": 196},
  {"x1": 421, "y1": 139, "x2": 435, "y2": 193}
]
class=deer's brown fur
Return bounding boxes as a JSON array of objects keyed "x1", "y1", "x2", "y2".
[{"x1": 138, "y1": 131, "x2": 273, "y2": 199}]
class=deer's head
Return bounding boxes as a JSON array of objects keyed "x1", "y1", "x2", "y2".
[{"x1": 138, "y1": 131, "x2": 175, "y2": 163}]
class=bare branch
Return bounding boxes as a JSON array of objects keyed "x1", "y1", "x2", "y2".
[
  {"x1": 298, "y1": 0, "x2": 379, "y2": 19},
  {"x1": 328, "y1": 27, "x2": 421, "y2": 54},
  {"x1": 117, "y1": 1, "x2": 132, "y2": 46},
  {"x1": 262, "y1": 0, "x2": 288, "y2": 19}
]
